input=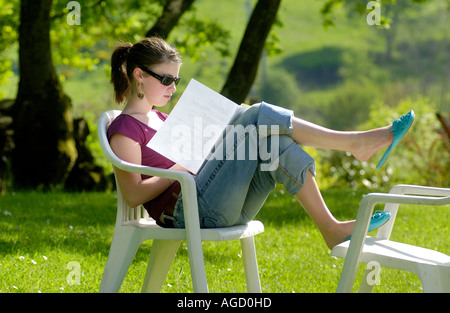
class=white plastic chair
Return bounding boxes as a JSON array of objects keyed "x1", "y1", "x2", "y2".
[
  {"x1": 332, "y1": 184, "x2": 450, "y2": 293},
  {"x1": 97, "y1": 110, "x2": 264, "y2": 293}
]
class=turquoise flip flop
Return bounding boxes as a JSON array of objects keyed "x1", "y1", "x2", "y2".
[
  {"x1": 377, "y1": 110, "x2": 415, "y2": 169},
  {"x1": 346, "y1": 210, "x2": 391, "y2": 241}
]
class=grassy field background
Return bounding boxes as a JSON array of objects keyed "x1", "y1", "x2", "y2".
[{"x1": 1, "y1": 188, "x2": 448, "y2": 293}]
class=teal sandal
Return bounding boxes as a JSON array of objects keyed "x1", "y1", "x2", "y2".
[
  {"x1": 346, "y1": 210, "x2": 391, "y2": 241},
  {"x1": 377, "y1": 110, "x2": 415, "y2": 169}
]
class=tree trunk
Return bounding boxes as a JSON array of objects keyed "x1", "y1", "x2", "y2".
[
  {"x1": 146, "y1": 0, "x2": 195, "y2": 38},
  {"x1": 12, "y1": 0, "x2": 77, "y2": 187},
  {"x1": 221, "y1": 0, "x2": 282, "y2": 104}
]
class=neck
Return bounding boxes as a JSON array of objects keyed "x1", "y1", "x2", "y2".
[{"x1": 124, "y1": 95, "x2": 153, "y2": 115}]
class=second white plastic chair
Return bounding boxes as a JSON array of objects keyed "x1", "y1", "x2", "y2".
[{"x1": 332, "y1": 184, "x2": 450, "y2": 293}]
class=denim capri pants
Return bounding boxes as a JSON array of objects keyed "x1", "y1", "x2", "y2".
[{"x1": 172, "y1": 102, "x2": 316, "y2": 228}]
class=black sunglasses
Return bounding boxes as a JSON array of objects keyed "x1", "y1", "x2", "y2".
[{"x1": 141, "y1": 68, "x2": 181, "y2": 86}]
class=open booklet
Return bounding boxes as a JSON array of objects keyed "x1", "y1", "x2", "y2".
[{"x1": 147, "y1": 79, "x2": 245, "y2": 174}]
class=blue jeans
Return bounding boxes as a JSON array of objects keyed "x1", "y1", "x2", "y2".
[{"x1": 172, "y1": 102, "x2": 316, "y2": 228}]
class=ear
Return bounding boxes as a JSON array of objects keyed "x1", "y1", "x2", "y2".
[{"x1": 132, "y1": 67, "x2": 144, "y2": 83}]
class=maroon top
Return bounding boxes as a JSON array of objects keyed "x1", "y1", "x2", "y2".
[{"x1": 107, "y1": 112, "x2": 180, "y2": 220}]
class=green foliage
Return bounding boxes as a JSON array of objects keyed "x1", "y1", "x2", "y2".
[
  {"x1": 321, "y1": 0, "x2": 424, "y2": 30},
  {"x1": 0, "y1": 0, "x2": 234, "y2": 83},
  {"x1": 172, "y1": 14, "x2": 232, "y2": 62},
  {"x1": 0, "y1": 0, "x2": 19, "y2": 98},
  {"x1": 321, "y1": 0, "x2": 346, "y2": 29},
  {"x1": 49, "y1": 0, "x2": 160, "y2": 73},
  {"x1": 361, "y1": 97, "x2": 449, "y2": 186},
  {"x1": 317, "y1": 97, "x2": 449, "y2": 190},
  {"x1": 51, "y1": 0, "x2": 233, "y2": 70},
  {"x1": 0, "y1": 0, "x2": 448, "y2": 187},
  {"x1": 264, "y1": 17, "x2": 285, "y2": 57}
]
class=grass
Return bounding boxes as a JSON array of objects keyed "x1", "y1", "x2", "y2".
[{"x1": 0, "y1": 187, "x2": 448, "y2": 293}]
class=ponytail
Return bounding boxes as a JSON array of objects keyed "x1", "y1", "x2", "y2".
[{"x1": 110, "y1": 42, "x2": 133, "y2": 104}]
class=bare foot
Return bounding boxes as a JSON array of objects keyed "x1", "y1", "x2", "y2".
[
  {"x1": 350, "y1": 126, "x2": 393, "y2": 162},
  {"x1": 322, "y1": 220, "x2": 355, "y2": 250}
]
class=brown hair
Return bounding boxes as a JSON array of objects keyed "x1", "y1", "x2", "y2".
[{"x1": 110, "y1": 37, "x2": 182, "y2": 103}]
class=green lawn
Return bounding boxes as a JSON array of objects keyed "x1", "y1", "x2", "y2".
[{"x1": 1, "y1": 188, "x2": 448, "y2": 293}]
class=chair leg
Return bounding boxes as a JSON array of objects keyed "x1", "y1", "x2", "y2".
[
  {"x1": 141, "y1": 239, "x2": 182, "y2": 293},
  {"x1": 418, "y1": 265, "x2": 450, "y2": 293},
  {"x1": 240, "y1": 236, "x2": 262, "y2": 293},
  {"x1": 186, "y1": 237, "x2": 209, "y2": 293},
  {"x1": 100, "y1": 227, "x2": 143, "y2": 293}
]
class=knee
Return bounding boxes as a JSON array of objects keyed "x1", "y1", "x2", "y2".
[
  {"x1": 232, "y1": 103, "x2": 261, "y2": 127},
  {"x1": 260, "y1": 134, "x2": 295, "y2": 157},
  {"x1": 244, "y1": 103, "x2": 262, "y2": 121}
]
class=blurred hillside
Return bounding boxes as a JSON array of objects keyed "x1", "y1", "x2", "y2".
[{"x1": 0, "y1": 0, "x2": 448, "y2": 188}]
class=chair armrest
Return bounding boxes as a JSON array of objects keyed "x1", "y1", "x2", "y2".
[
  {"x1": 377, "y1": 185, "x2": 450, "y2": 239},
  {"x1": 352, "y1": 191, "x2": 449, "y2": 252},
  {"x1": 110, "y1": 158, "x2": 199, "y2": 224},
  {"x1": 388, "y1": 184, "x2": 450, "y2": 197},
  {"x1": 111, "y1": 156, "x2": 193, "y2": 183},
  {"x1": 105, "y1": 141, "x2": 201, "y2": 235}
]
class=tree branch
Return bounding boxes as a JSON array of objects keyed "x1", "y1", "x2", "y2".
[{"x1": 146, "y1": 0, "x2": 195, "y2": 38}]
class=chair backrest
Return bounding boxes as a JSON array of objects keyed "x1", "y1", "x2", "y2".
[
  {"x1": 97, "y1": 110, "x2": 151, "y2": 224},
  {"x1": 98, "y1": 110, "x2": 205, "y2": 249}
]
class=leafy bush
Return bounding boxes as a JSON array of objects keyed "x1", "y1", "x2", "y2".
[
  {"x1": 322, "y1": 79, "x2": 380, "y2": 130},
  {"x1": 314, "y1": 97, "x2": 449, "y2": 189}
]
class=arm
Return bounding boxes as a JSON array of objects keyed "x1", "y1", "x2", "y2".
[{"x1": 110, "y1": 133, "x2": 189, "y2": 208}]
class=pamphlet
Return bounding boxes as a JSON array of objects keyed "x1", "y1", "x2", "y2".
[{"x1": 147, "y1": 79, "x2": 244, "y2": 174}]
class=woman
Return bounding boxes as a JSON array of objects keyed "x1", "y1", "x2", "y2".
[{"x1": 107, "y1": 37, "x2": 414, "y2": 249}]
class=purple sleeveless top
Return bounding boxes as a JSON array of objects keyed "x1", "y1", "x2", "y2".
[{"x1": 107, "y1": 111, "x2": 180, "y2": 220}]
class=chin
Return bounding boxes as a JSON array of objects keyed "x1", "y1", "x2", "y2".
[{"x1": 151, "y1": 100, "x2": 169, "y2": 107}]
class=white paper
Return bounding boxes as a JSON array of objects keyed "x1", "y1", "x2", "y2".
[{"x1": 147, "y1": 79, "x2": 239, "y2": 173}]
